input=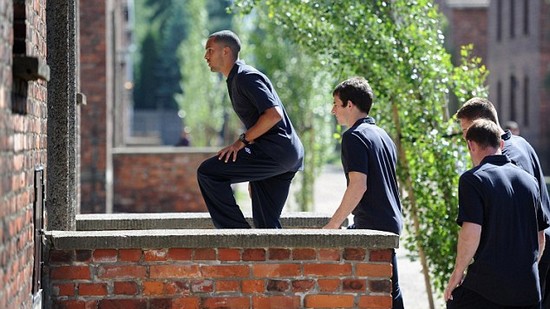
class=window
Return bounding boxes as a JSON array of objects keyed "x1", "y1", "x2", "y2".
[
  {"x1": 510, "y1": 0, "x2": 515, "y2": 39},
  {"x1": 523, "y1": 0, "x2": 529, "y2": 35},
  {"x1": 510, "y1": 75, "x2": 517, "y2": 121},
  {"x1": 523, "y1": 76, "x2": 529, "y2": 126},
  {"x1": 12, "y1": 0, "x2": 28, "y2": 114},
  {"x1": 497, "y1": 80, "x2": 502, "y2": 116},
  {"x1": 497, "y1": 0, "x2": 502, "y2": 42}
]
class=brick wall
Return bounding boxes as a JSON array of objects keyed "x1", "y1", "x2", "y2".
[
  {"x1": 0, "y1": 1, "x2": 48, "y2": 308},
  {"x1": 45, "y1": 226, "x2": 397, "y2": 309},
  {"x1": 112, "y1": 148, "x2": 215, "y2": 213},
  {"x1": 450, "y1": 7, "x2": 488, "y2": 63},
  {"x1": 79, "y1": 0, "x2": 108, "y2": 213}
]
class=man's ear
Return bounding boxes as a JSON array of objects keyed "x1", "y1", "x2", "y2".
[
  {"x1": 347, "y1": 100, "x2": 353, "y2": 108},
  {"x1": 499, "y1": 139, "x2": 504, "y2": 150},
  {"x1": 466, "y1": 139, "x2": 474, "y2": 152}
]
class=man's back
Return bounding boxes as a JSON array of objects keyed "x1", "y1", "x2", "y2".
[{"x1": 458, "y1": 155, "x2": 544, "y2": 306}]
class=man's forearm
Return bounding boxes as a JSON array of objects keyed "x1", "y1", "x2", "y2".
[{"x1": 241, "y1": 107, "x2": 282, "y2": 142}]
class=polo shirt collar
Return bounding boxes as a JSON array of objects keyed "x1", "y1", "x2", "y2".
[
  {"x1": 227, "y1": 60, "x2": 244, "y2": 81},
  {"x1": 352, "y1": 116, "x2": 376, "y2": 127},
  {"x1": 501, "y1": 129, "x2": 512, "y2": 141},
  {"x1": 480, "y1": 154, "x2": 511, "y2": 166}
]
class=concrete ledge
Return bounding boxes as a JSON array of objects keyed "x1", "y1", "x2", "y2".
[
  {"x1": 76, "y1": 212, "x2": 339, "y2": 230},
  {"x1": 45, "y1": 228, "x2": 398, "y2": 250}
]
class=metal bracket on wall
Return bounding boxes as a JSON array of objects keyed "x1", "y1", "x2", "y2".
[{"x1": 13, "y1": 55, "x2": 50, "y2": 81}]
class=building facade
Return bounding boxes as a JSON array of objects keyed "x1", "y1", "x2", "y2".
[{"x1": 1, "y1": 1, "x2": 48, "y2": 308}]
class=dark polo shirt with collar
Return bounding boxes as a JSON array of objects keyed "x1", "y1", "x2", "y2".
[
  {"x1": 458, "y1": 154, "x2": 549, "y2": 306},
  {"x1": 226, "y1": 60, "x2": 304, "y2": 172},
  {"x1": 341, "y1": 117, "x2": 403, "y2": 235}
]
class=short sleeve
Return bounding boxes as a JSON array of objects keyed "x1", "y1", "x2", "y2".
[
  {"x1": 342, "y1": 133, "x2": 369, "y2": 175},
  {"x1": 238, "y1": 73, "x2": 278, "y2": 114},
  {"x1": 457, "y1": 172, "x2": 484, "y2": 226}
]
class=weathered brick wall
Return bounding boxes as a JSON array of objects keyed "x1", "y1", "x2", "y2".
[
  {"x1": 47, "y1": 243, "x2": 393, "y2": 309},
  {"x1": 450, "y1": 8, "x2": 488, "y2": 64},
  {"x1": 112, "y1": 148, "x2": 215, "y2": 213},
  {"x1": 0, "y1": 1, "x2": 48, "y2": 308},
  {"x1": 79, "y1": 0, "x2": 108, "y2": 213}
]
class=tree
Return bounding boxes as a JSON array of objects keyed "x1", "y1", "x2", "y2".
[
  {"x1": 246, "y1": 13, "x2": 336, "y2": 210},
  {"x1": 232, "y1": 1, "x2": 488, "y2": 307},
  {"x1": 175, "y1": 0, "x2": 238, "y2": 146},
  {"x1": 133, "y1": 0, "x2": 186, "y2": 111}
]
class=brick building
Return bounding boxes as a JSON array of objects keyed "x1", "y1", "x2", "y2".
[
  {"x1": 486, "y1": 0, "x2": 550, "y2": 171},
  {"x1": 437, "y1": 0, "x2": 550, "y2": 171},
  {"x1": 1, "y1": 0, "x2": 49, "y2": 308}
]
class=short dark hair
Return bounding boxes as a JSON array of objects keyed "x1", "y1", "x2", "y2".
[
  {"x1": 465, "y1": 119, "x2": 501, "y2": 149},
  {"x1": 455, "y1": 97, "x2": 499, "y2": 125},
  {"x1": 332, "y1": 77, "x2": 374, "y2": 114},
  {"x1": 209, "y1": 30, "x2": 241, "y2": 60}
]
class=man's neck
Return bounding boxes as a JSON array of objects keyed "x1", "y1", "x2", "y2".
[
  {"x1": 222, "y1": 59, "x2": 238, "y2": 78},
  {"x1": 347, "y1": 112, "x2": 369, "y2": 127}
]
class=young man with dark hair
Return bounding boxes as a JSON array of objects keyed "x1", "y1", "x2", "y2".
[
  {"x1": 324, "y1": 77, "x2": 404, "y2": 309},
  {"x1": 456, "y1": 97, "x2": 550, "y2": 307},
  {"x1": 198, "y1": 30, "x2": 304, "y2": 229},
  {"x1": 445, "y1": 119, "x2": 548, "y2": 308}
]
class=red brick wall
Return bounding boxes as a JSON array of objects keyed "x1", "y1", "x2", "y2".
[
  {"x1": 450, "y1": 8, "x2": 488, "y2": 64},
  {"x1": 0, "y1": 1, "x2": 48, "y2": 308},
  {"x1": 79, "y1": 1, "x2": 108, "y2": 213},
  {"x1": 47, "y1": 247, "x2": 393, "y2": 309},
  {"x1": 112, "y1": 150, "x2": 214, "y2": 213}
]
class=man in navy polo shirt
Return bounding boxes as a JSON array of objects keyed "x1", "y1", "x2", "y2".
[
  {"x1": 198, "y1": 30, "x2": 304, "y2": 229},
  {"x1": 444, "y1": 119, "x2": 548, "y2": 308},
  {"x1": 456, "y1": 97, "x2": 550, "y2": 307},
  {"x1": 323, "y1": 77, "x2": 404, "y2": 309}
]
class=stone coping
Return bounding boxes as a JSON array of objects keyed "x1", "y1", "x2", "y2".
[
  {"x1": 112, "y1": 146, "x2": 218, "y2": 154},
  {"x1": 45, "y1": 228, "x2": 399, "y2": 250},
  {"x1": 76, "y1": 212, "x2": 339, "y2": 230}
]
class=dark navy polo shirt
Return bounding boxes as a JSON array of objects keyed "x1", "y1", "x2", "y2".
[
  {"x1": 341, "y1": 117, "x2": 403, "y2": 235},
  {"x1": 502, "y1": 130, "x2": 550, "y2": 236},
  {"x1": 458, "y1": 155, "x2": 549, "y2": 306},
  {"x1": 226, "y1": 60, "x2": 304, "y2": 171}
]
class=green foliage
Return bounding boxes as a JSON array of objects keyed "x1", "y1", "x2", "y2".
[
  {"x1": 175, "y1": 0, "x2": 230, "y2": 146},
  {"x1": 133, "y1": 0, "x2": 185, "y2": 110},
  {"x1": 247, "y1": 11, "x2": 336, "y2": 210},
  {"x1": 232, "y1": 0, "x2": 488, "y2": 297}
]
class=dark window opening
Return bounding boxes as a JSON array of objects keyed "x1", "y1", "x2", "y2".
[
  {"x1": 523, "y1": 0, "x2": 529, "y2": 35},
  {"x1": 523, "y1": 76, "x2": 529, "y2": 127},
  {"x1": 497, "y1": 0, "x2": 502, "y2": 42},
  {"x1": 510, "y1": 75, "x2": 517, "y2": 121},
  {"x1": 12, "y1": 1, "x2": 28, "y2": 115},
  {"x1": 497, "y1": 80, "x2": 502, "y2": 116},
  {"x1": 510, "y1": 0, "x2": 515, "y2": 39}
]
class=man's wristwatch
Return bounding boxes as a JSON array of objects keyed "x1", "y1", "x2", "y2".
[{"x1": 239, "y1": 133, "x2": 250, "y2": 146}]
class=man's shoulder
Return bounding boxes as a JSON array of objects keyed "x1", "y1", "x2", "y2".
[{"x1": 504, "y1": 135, "x2": 536, "y2": 154}]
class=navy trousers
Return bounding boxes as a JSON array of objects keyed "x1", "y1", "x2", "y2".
[
  {"x1": 538, "y1": 234, "x2": 550, "y2": 309},
  {"x1": 197, "y1": 144, "x2": 296, "y2": 228},
  {"x1": 447, "y1": 286, "x2": 541, "y2": 309}
]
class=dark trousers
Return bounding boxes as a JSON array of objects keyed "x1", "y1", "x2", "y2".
[
  {"x1": 447, "y1": 286, "x2": 541, "y2": 309},
  {"x1": 197, "y1": 145, "x2": 296, "y2": 228},
  {"x1": 391, "y1": 250, "x2": 404, "y2": 309},
  {"x1": 538, "y1": 234, "x2": 550, "y2": 309}
]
